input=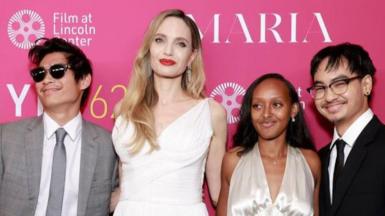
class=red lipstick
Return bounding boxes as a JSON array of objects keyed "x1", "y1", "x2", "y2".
[{"x1": 159, "y1": 58, "x2": 176, "y2": 66}]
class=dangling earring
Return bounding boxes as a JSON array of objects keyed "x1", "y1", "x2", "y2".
[
  {"x1": 186, "y1": 66, "x2": 192, "y2": 83},
  {"x1": 291, "y1": 116, "x2": 296, "y2": 122}
]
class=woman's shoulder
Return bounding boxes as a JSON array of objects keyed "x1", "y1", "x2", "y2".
[
  {"x1": 222, "y1": 147, "x2": 244, "y2": 179},
  {"x1": 227, "y1": 146, "x2": 244, "y2": 156},
  {"x1": 298, "y1": 148, "x2": 320, "y2": 164},
  {"x1": 113, "y1": 99, "x2": 123, "y2": 118},
  {"x1": 298, "y1": 148, "x2": 321, "y2": 179},
  {"x1": 112, "y1": 100, "x2": 132, "y2": 131},
  {"x1": 207, "y1": 97, "x2": 226, "y2": 112},
  {"x1": 206, "y1": 98, "x2": 226, "y2": 121}
]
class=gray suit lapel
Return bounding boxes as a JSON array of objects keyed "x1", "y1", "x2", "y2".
[
  {"x1": 25, "y1": 117, "x2": 44, "y2": 211},
  {"x1": 77, "y1": 120, "x2": 98, "y2": 216}
]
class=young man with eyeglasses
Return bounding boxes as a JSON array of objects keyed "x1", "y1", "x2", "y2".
[
  {"x1": 307, "y1": 42, "x2": 385, "y2": 216},
  {"x1": 0, "y1": 38, "x2": 117, "y2": 216}
]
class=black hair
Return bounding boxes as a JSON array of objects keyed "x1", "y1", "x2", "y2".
[
  {"x1": 28, "y1": 37, "x2": 92, "y2": 108},
  {"x1": 233, "y1": 73, "x2": 315, "y2": 155},
  {"x1": 310, "y1": 42, "x2": 376, "y2": 79}
]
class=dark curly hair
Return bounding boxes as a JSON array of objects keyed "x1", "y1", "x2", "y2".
[{"x1": 233, "y1": 73, "x2": 315, "y2": 155}]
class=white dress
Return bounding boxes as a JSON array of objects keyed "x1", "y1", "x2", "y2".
[
  {"x1": 112, "y1": 99, "x2": 213, "y2": 216},
  {"x1": 228, "y1": 144, "x2": 314, "y2": 216}
]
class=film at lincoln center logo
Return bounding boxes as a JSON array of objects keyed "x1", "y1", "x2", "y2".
[
  {"x1": 210, "y1": 82, "x2": 246, "y2": 124},
  {"x1": 8, "y1": 9, "x2": 45, "y2": 49}
]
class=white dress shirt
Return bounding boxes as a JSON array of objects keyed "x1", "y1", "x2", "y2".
[
  {"x1": 328, "y1": 108, "x2": 373, "y2": 202},
  {"x1": 34, "y1": 113, "x2": 82, "y2": 216}
]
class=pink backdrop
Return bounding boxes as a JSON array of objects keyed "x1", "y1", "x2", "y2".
[{"x1": 1, "y1": 0, "x2": 385, "y2": 214}]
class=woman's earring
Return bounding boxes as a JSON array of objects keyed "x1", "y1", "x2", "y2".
[
  {"x1": 291, "y1": 116, "x2": 296, "y2": 122},
  {"x1": 186, "y1": 66, "x2": 192, "y2": 83}
]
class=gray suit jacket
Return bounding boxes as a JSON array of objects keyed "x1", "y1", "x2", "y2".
[{"x1": 0, "y1": 116, "x2": 117, "y2": 216}]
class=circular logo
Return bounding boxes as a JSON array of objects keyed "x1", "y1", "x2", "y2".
[
  {"x1": 8, "y1": 9, "x2": 45, "y2": 49},
  {"x1": 210, "y1": 82, "x2": 246, "y2": 124}
]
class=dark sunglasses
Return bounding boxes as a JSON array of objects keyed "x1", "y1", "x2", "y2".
[{"x1": 30, "y1": 64, "x2": 71, "y2": 83}]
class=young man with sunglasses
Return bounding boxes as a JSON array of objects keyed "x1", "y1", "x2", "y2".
[
  {"x1": 308, "y1": 43, "x2": 385, "y2": 216},
  {"x1": 0, "y1": 38, "x2": 117, "y2": 216}
]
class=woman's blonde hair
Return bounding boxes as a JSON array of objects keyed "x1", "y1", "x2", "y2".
[{"x1": 118, "y1": 9, "x2": 206, "y2": 154}]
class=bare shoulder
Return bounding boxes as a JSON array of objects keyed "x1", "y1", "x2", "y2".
[
  {"x1": 113, "y1": 99, "x2": 123, "y2": 118},
  {"x1": 299, "y1": 148, "x2": 321, "y2": 178},
  {"x1": 222, "y1": 147, "x2": 243, "y2": 181},
  {"x1": 207, "y1": 98, "x2": 226, "y2": 120}
]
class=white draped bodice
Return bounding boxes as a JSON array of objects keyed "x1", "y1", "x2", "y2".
[
  {"x1": 228, "y1": 144, "x2": 314, "y2": 216},
  {"x1": 112, "y1": 99, "x2": 213, "y2": 215}
]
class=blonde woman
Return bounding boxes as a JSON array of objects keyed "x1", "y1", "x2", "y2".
[{"x1": 112, "y1": 9, "x2": 227, "y2": 216}]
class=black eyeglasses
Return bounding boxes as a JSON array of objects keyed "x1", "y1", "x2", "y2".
[
  {"x1": 30, "y1": 64, "x2": 71, "y2": 83},
  {"x1": 307, "y1": 76, "x2": 362, "y2": 99}
]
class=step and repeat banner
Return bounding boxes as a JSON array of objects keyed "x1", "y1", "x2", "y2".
[{"x1": 1, "y1": 0, "x2": 384, "y2": 214}]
